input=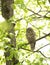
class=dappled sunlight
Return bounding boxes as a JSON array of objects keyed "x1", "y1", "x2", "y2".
[
  {"x1": 35, "y1": 38, "x2": 49, "y2": 50},
  {"x1": 0, "y1": 50, "x2": 4, "y2": 56},
  {"x1": 0, "y1": 0, "x2": 50, "y2": 65},
  {"x1": 0, "y1": 15, "x2": 5, "y2": 22}
]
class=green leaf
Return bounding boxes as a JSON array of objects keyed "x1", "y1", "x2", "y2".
[{"x1": 15, "y1": 0, "x2": 24, "y2": 4}]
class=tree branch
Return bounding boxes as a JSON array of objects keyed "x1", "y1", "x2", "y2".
[
  {"x1": 36, "y1": 43, "x2": 50, "y2": 51},
  {"x1": 14, "y1": 8, "x2": 50, "y2": 23},
  {"x1": 36, "y1": 33, "x2": 50, "y2": 41},
  {"x1": 27, "y1": 8, "x2": 50, "y2": 19},
  {"x1": 38, "y1": 51, "x2": 50, "y2": 59},
  {"x1": 20, "y1": 43, "x2": 50, "y2": 59},
  {"x1": 19, "y1": 32, "x2": 50, "y2": 58},
  {"x1": 20, "y1": 33, "x2": 50, "y2": 47},
  {"x1": 27, "y1": 8, "x2": 42, "y2": 17}
]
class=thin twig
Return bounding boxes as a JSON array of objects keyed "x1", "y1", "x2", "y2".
[
  {"x1": 38, "y1": 51, "x2": 50, "y2": 59},
  {"x1": 36, "y1": 33, "x2": 50, "y2": 41},
  {"x1": 20, "y1": 33, "x2": 50, "y2": 47},
  {"x1": 27, "y1": 8, "x2": 42, "y2": 17},
  {"x1": 21, "y1": 43, "x2": 50, "y2": 52},
  {"x1": 15, "y1": 18, "x2": 23, "y2": 22},
  {"x1": 27, "y1": 8, "x2": 50, "y2": 19},
  {"x1": 36, "y1": 44, "x2": 50, "y2": 51},
  {"x1": 15, "y1": 13, "x2": 34, "y2": 22},
  {"x1": 20, "y1": 47, "x2": 50, "y2": 59},
  {"x1": 20, "y1": 48, "x2": 32, "y2": 52},
  {"x1": 37, "y1": 0, "x2": 42, "y2": 13},
  {"x1": 14, "y1": 10, "x2": 50, "y2": 23}
]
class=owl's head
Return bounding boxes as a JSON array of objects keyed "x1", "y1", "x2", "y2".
[{"x1": 26, "y1": 27, "x2": 33, "y2": 33}]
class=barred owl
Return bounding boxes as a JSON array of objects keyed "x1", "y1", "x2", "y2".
[{"x1": 26, "y1": 27, "x2": 36, "y2": 51}]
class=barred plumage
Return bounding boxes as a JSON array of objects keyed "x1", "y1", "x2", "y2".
[{"x1": 26, "y1": 27, "x2": 36, "y2": 51}]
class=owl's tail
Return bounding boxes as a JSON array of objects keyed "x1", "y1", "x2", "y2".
[{"x1": 30, "y1": 42, "x2": 36, "y2": 51}]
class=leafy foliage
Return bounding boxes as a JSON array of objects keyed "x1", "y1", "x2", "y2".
[{"x1": 0, "y1": 0, "x2": 50, "y2": 65}]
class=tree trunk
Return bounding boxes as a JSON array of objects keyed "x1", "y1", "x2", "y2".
[
  {"x1": 1, "y1": 0, "x2": 14, "y2": 19},
  {"x1": 1, "y1": 0, "x2": 19, "y2": 65}
]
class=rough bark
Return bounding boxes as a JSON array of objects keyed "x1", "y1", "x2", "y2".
[
  {"x1": 1, "y1": 0, "x2": 14, "y2": 19},
  {"x1": 1, "y1": 0, "x2": 19, "y2": 65}
]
